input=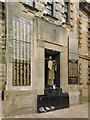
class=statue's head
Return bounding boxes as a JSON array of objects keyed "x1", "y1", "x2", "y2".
[{"x1": 49, "y1": 56, "x2": 52, "y2": 60}]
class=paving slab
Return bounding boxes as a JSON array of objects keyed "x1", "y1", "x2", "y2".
[{"x1": 0, "y1": 102, "x2": 88, "y2": 118}]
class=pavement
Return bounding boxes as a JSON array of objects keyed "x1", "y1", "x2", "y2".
[
  {"x1": 1, "y1": 102, "x2": 88, "y2": 118},
  {"x1": 0, "y1": 100, "x2": 2, "y2": 119}
]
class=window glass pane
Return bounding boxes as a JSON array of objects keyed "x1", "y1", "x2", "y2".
[
  {"x1": 47, "y1": 0, "x2": 52, "y2": 3},
  {"x1": 47, "y1": 2, "x2": 53, "y2": 15},
  {"x1": 88, "y1": 29, "x2": 90, "y2": 38},
  {"x1": 27, "y1": 0, "x2": 33, "y2": 6},
  {"x1": 64, "y1": 2, "x2": 68, "y2": 8},
  {"x1": 13, "y1": 40, "x2": 17, "y2": 62},
  {"x1": 17, "y1": 40, "x2": 20, "y2": 62},
  {"x1": 64, "y1": 7, "x2": 68, "y2": 13},
  {"x1": 13, "y1": 20, "x2": 16, "y2": 39},
  {"x1": 64, "y1": 2, "x2": 68, "y2": 22},
  {"x1": 47, "y1": 5, "x2": 52, "y2": 10},
  {"x1": 64, "y1": 13, "x2": 68, "y2": 22},
  {"x1": 47, "y1": 9, "x2": 52, "y2": 15}
]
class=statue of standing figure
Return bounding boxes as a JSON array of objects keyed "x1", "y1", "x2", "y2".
[{"x1": 48, "y1": 56, "x2": 57, "y2": 86}]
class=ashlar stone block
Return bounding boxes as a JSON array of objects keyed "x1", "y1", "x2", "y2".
[
  {"x1": 35, "y1": 1, "x2": 45, "y2": 11},
  {"x1": 55, "y1": 11, "x2": 62, "y2": 20}
]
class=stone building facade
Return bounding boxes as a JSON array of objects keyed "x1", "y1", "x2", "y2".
[
  {"x1": 0, "y1": 2, "x2": 6, "y2": 99},
  {"x1": 0, "y1": 0, "x2": 89, "y2": 117},
  {"x1": 79, "y1": 2, "x2": 90, "y2": 101}
]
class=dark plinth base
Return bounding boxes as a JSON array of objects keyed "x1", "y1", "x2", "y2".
[
  {"x1": 2, "y1": 91, "x2": 4, "y2": 100},
  {"x1": 37, "y1": 93, "x2": 69, "y2": 113},
  {"x1": 44, "y1": 87, "x2": 62, "y2": 95}
]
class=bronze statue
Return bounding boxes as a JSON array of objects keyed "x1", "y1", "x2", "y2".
[{"x1": 48, "y1": 56, "x2": 57, "y2": 86}]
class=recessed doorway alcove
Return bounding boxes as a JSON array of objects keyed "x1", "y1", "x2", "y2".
[{"x1": 45, "y1": 49, "x2": 60, "y2": 89}]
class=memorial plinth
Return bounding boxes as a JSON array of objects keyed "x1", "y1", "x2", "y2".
[{"x1": 37, "y1": 87, "x2": 69, "y2": 113}]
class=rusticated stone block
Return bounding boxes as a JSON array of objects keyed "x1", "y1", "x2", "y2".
[
  {"x1": 55, "y1": 11, "x2": 62, "y2": 20},
  {"x1": 35, "y1": 1, "x2": 44, "y2": 11},
  {"x1": 55, "y1": 3, "x2": 62, "y2": 12}
]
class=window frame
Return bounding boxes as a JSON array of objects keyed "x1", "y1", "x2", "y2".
[
  {"x1": 26, "y1": 0, "x2": 35, "y2": 7},
  {"x1": 12, "y1": 17, "x2": 32, "y2": 86},
  {"x1": 68, "y1": 60, "x2": 78, "y2": 84},
  {"x1": 88, "y1": 28, "x2": 90, "y2": 48},
  {"x1": 46, "y1": 0, "x2": 53, "y2": 16},
  {"x1": 64, "y1": 1, "x2": 69, "y2": 23}
]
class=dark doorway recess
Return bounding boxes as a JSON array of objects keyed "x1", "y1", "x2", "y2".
[{"x1": 45, "y1": 49, "x2": 60, "y2": 88}]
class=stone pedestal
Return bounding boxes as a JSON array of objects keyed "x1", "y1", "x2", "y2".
[
  {"x1": 69, "y1": 91, "x2": 80, "y2": 105},
  {"x1": 44, "y1": 87, "x2": 62, "y2": 95},
  {"x1": 37, "y1": 93, "x2": 69, "y2": 113}
]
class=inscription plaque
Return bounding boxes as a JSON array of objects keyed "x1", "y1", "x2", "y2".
[{"x1": 68, "y1": 60, "x2": 78, "y2": 84}]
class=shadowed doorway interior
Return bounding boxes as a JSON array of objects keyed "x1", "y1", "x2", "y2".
[{"x1": 45, "y1": 49, "x2": 60, "y2": 89}]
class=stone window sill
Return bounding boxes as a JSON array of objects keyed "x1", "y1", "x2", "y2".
[
  {"x1": 43, "y1": 13, "x2": 58, "y2": 20},
  {"x1": 62, "y1": 22, "x2": 73, "y2": 30},
  {"x1": 63, "y1": 22, "x2": 73, "y2": 26}
]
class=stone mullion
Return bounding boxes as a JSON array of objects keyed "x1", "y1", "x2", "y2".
[
  {"x1": 23, "y1": 23, "x2": 27, "y2": 85},
  {"x1": 20, "y1": 22, "x2": 23, "y2": 85},
  {"x1": 55, "y1": 2, "x2": 64, "y2": 21},
  {"x1": 27, "y1": 24, "x2": 31, "y2": 85},
  {"x1": 35, "y1": 0, "x2": 45, "y2": 11}
]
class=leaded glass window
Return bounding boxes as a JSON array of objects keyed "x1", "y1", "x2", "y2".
[{"x1": 12, "y1": 17, "x2": 32, "y2": 86}]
